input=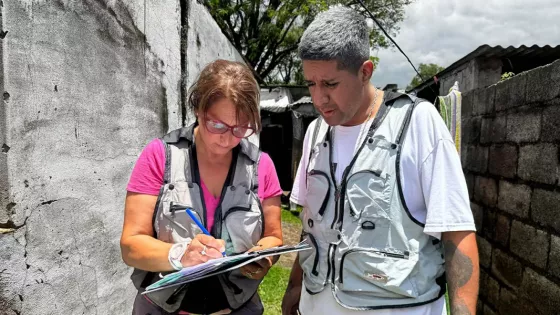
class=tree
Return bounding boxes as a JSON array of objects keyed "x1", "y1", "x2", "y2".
[
  {"x1": 406, "y1": 63, "x2": 445, "y2": 91},
  {"x1": 204, "y1": 0, "x2": 413, "y2": 84}
]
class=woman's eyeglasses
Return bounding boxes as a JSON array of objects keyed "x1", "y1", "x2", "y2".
[{"x1": 204, "y1": 118, "x2": 255, "y2": 138}]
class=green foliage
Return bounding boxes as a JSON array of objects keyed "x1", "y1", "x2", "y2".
[
  {"x1": 500, "y1": 72, "x2": 516, "y2": 81},
  {"x1": 204, "y1": 0, "x2": 413, "y2": 84},
  {"x1": 406, "y1": 63, "x2": 445, "y2": 91}
]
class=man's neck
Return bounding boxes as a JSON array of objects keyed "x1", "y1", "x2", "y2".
[{"x1": 341, "y1": 85, "x2": 383, "y2": 127}]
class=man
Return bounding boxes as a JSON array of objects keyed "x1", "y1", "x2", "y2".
[{"x1": 282, "y1": 6, "x2": 478, "y2": 315}]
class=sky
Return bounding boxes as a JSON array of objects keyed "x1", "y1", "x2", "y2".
[{"x1": 371, "y1": 0, "x2": 560, "y2": 89}]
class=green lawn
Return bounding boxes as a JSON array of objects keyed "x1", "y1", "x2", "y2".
[
  {"x1": 280, "y1": 207, "x2": 301, "y2": 225},
  {"x1": 258, "y1": 265, "x2": 292, "y2": 315}
]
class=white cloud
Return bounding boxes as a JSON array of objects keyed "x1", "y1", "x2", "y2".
[{"x1": 371, "y1": 0, "x2": 560, "y2": 89}]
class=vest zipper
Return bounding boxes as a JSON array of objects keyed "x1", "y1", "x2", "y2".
[
  {"x1": 308, "y1": 170, "x2": 331, "y2": 217},
  {"x1": 301, "y1": 232, "x2": 320, "y2": 276},
  {"x1": 222, "y1": 206, "x2": 251, "y2": 222}
]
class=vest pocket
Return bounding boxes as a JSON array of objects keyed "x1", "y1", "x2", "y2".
[
  {"x1": 339, "y1": 249, "x2": 418, "y2": 298},
  {"x1": 305, "y1": 170, "x2": 331, "y2": 221},
  {"x1": 162, "y1": 202, "x2": 204, "y2": 243},
  {"x1": 222, "y1": 207, "x2": 262, "y2": 254},
  {"x1": 300, "y1": 232, "x2": 326, "y2": 293},
  {"x1": 345, "y1": 171, "x2": 390, "y2": 220}
]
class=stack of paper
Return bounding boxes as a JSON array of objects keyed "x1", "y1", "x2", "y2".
[{"x1": 143, "y1": 242, "x2": 311, "y2": 294}]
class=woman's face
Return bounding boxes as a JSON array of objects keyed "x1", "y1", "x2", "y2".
[{"x1": 197, "y1": 98, "x2": 250, "y2": 156}]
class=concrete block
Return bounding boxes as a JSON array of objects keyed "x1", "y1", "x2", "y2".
[
  {"x1": 487, "y1": 276, "x2": 501, "y2": 308},
  {"x1": 518, "y1": 144, "x2": 559, "y2": 185},
  {"x1": 506, "y1": 110, "x2": 541, "y2": 143},
  {"x1": 464, "y1": 116, "x2": 482, "y2": 144},
  {"x1": 532, "y1": 189, "x2": 560, "y2": 234},
  {"x1": 526, "y1": 59, "x2": 560, "y2": 104},
  {"x1": 471, "y1": 202, "x2": 483, "y2": 232},
  {"x1": 488, "y1": 145, "x2": 518, "y2": 179},
  {"x1": 497, "y1": 181, "x2": 530, "y2": 218},
  {"x1": 483, "y1": 209, "x2": 497, "y2": 240},
  {"x1": 499, "y1": 287, "x2": 540, "y2": 315},
  {"x1": 549, "y1": 235, "x2": 560, "y2": 278},
  {"x1": 474, "y1": 176, "x2": 498, "y2": 208},
  {"x1": 495, "y1": 72, "x2": 528, "y2": 111},
  {"x1": 481, "y1": 115, "x2": 507, "y2": 144},
  {"x1": 478, "y1": 235, "x2": 492, "y2": 269},
  {"x1": 466, "y1": 145, "x2": 488, "y2": 173},
  {"x1": 462, "y1": 91, "x2": 474, "y2": 118},
  {"x1": 494, "y1": 214, "x2": 510, "y2": 248},
  {"x1": 541, "y1": 101, "x2": 560, "y2": 142},
  {"x1": 520, "y1": 268, "x2": 560, "y2": 315},
  {"x1": 473, "y1": 87, "x2": 496, "y2": 115},
  {"x1": 510, "y1": 221, "x2": 549, "y2": 269},
  {"x1": 491, "y1": 248, "x2": 523, "y2": 289}
]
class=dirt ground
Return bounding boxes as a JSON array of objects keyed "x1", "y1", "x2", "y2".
[{"x1": 277, "y1": 221, "x2": 302, "y2": 268}]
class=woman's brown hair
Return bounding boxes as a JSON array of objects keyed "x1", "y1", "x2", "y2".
[{"x1": 188, "y1": 60, "x2": 261, "y2": 132}]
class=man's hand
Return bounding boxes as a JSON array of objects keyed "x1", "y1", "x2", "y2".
[
  {"x1": 240, "y1": 236, "x2": 282, "y2": 280},
  {"x1": 282, "y1": 255, "x2": 303, "y2": 315},
  {"x1": 442, "y1": 231, "x2": 479, "y2": 315}
]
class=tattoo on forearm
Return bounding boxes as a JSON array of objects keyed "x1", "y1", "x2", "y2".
[{"x1": 444, "y1": 240, "x2": 474, "y2": 315}]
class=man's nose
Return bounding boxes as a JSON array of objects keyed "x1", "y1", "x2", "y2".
[{"x1": 313, "y1": 86, "x2": 330, "y2": 105}]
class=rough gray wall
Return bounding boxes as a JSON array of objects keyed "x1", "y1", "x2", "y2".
[
  {"x1": 462, "y1": 59, "x2": 560, "y2": 315},
  {"x1": 0, "y1": 0, "x2": 180, "y2": 314}
]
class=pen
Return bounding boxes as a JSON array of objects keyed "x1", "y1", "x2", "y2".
[{"x1": 184, "y1": 207, "x2": 227, "y2": 257}]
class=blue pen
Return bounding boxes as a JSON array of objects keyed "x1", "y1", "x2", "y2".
[{"x1": 185, "y1": 208, "x2": 227, "y2": 257}]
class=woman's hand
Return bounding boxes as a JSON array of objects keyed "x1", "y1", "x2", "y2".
[
  {"x1": 240, "y1": 236, "x2": 282, "y2": 280},
  {"x1": 181, "y1": 234, "x2": 226, "y2": 267}
]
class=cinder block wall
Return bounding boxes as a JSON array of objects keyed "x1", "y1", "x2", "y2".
[{"x1": 462, "y1": 59, "x2": 560, "y2": 315}]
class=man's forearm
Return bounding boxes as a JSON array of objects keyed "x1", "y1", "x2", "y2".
[
  {"x1": 443, "y1": 231, "x2": 479, "y2": 315},
  {"x1": 287, "y1": 254, "x2": 303, "y2": 289}
]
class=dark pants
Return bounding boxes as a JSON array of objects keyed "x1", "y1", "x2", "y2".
[{"x1": 132, "y1": 293, "x2": 264, "y2": 315}]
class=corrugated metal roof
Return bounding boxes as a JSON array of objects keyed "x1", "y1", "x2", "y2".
[{"x1": 410, "y1": 44, "x2": 560, "y2": 92}]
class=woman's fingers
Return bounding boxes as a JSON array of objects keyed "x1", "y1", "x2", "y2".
[
  {"x1": 195, "y1": 234, "x2": 226, "y2": 253},
  {"x1": 181, "y1": 238, "x2": 223, "y2": 266}
]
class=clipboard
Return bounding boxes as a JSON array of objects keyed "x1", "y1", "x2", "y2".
[{"x1": 142, "y1": 241, "x2": 311, "y2": 294}]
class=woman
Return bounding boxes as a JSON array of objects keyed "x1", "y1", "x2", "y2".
[{"x1": 121, "y1": 60, "x2": 283, "y2": 315}]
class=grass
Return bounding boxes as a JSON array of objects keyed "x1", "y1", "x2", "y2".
[
  {"x1": 258, "y1": 265, "x2": 292, "y2": 315},
  {"x1": 280, "y1": 207, "x2": 302, "y2": 225}
]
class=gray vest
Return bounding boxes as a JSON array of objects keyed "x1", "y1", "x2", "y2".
[
  {"x1": 299, "y1": 93, "x2": 446, "y2": 310},
  {"x1": 130, "y1": 124, "x2": 264, "y2": 313}
]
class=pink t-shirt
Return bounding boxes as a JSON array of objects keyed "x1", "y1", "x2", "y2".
[{"x1": 127, "y1": 139, "x2": 283, "y2": 231}]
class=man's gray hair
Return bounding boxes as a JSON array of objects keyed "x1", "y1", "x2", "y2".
[{"x1": 299, "y1": 6, "x2": 370, "y2": 73}]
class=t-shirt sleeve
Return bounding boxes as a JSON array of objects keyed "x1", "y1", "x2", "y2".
[
  {"x1": 257, "y1": 152, "x2": 283, "y2": 200},
  {"x1": 421, "y1": 138, "x2": 476, "y2": 234},
  {"x1": 289, "y1": 119, "x2": 317, "y2": 206},
  {"x1": 127, "y1": 139, "x2": 166, "y2": 196}
]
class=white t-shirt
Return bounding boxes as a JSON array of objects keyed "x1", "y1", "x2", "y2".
[{"x1": 290, "y1": 101, "x2": 475, "y2": 315}]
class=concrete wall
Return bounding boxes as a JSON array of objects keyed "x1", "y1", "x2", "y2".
[
  {"x1": 440, "y1": 58, "x2": 502, "y2": 96},
  {"x1": 0, "y1": 0, "x2": 244, "y2": 314},
  {"x1": 462, "y1": 59, "x2": 560, "y2": 315}
]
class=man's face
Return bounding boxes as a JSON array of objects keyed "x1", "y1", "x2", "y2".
[{"x1": 303, "y1": 60, "x2": 367, "y2": 126}]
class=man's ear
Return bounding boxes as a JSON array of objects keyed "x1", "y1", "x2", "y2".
[{"x1": 360, "y1": 60, "x2": 375, "y2": 83}]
